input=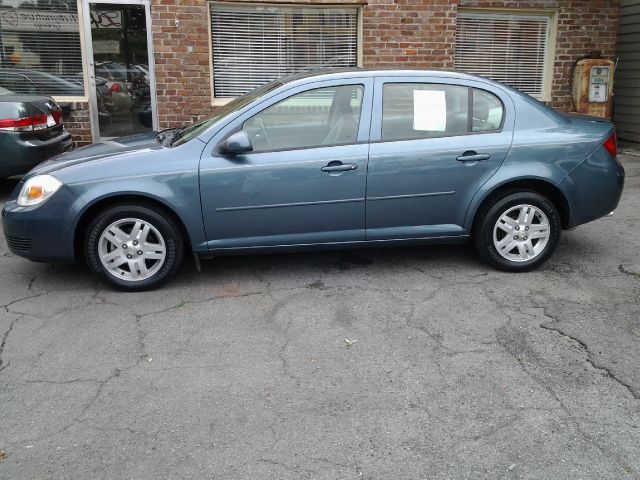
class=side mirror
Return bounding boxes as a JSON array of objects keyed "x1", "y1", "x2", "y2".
[{"x1": 219, "y1": 131, "x2": 253, "y2": 156}]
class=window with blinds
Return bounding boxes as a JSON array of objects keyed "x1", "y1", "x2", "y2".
[
  {"x1": 455, "y1": 11, "x2": 553, "y2": 98},
  {"x1": 210, "y1": 3, "x2": 359, "y2": 98},
  {"x1": 0, "y1": 0, "x2": 85, "y2": 97}
]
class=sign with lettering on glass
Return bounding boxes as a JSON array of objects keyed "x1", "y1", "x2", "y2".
[{"x1": 0, "y1": 8, "x2": 79, "y2": 32}]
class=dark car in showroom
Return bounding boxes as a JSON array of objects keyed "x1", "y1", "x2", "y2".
[
  {"x1": 2, "y1": 70, "x2": 624, "y2": 291},
  {"x1": 0, "y1": 86, "x2": 72, "y2": 178},
  {"x1": 65, "y1": 74, "x2": 114, "y2": 127},
  {"x1": 0, "y1": 68, "x2": 84, "y2": 96}
]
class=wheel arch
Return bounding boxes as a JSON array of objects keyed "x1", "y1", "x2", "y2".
[
  {"x1": 73, "y1": 193, "x2": 192, "y2": 259},
  {"x1": 468, "y1": 178, "x2": 571, "y2": 232}
]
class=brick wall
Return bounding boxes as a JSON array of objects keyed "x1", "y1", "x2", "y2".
[
  {"x1": 362, "y1": 0, "x2": 458, "y2": 70},
  {"x1": 150, "y1": 0, "x2": 213, "y2": 129},
  {"x1": 361, "y1": 0, "x2": 620, "y2": 110},
  {"x1": 63, "y1": 0, "x2": 619, "y2": 144},
  {"x1": 62, "y1": 102, "x2": 92, "y2": 148}
]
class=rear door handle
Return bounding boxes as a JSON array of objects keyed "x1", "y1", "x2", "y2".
[
  {"x1": 321, "y1": 162, "x2": 358, "y2": 172},
  {"x1": 456, "y1": 152, "x2": 491, "y2": 162}
]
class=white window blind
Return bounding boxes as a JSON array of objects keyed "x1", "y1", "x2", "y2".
[
  {"x1": 0, "y1": 0, "x2": 84, "y2": 97},
  {"x1": 210, "y1": 4, "x2": 358, "y2": 98},
  {"x1": 455, "y1": 11, "x2": 551, "y2": 98}
]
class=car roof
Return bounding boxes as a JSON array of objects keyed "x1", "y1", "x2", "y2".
[
  {"x1": 274, "y1": 68, "x2": 558, "y2": 117},
  {"x1": 276, "y1": 68, "x2": 507, "y2": 89}
]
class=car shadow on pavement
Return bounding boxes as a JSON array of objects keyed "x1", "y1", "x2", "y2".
[{"x1": 175, "y1": 243, "x2": 484, "y2": 289}]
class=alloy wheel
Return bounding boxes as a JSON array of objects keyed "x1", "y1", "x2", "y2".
[
  {"x1": 98, "y1": 217, "x2": 167, "y2": 281},
  {"x1": 492, "y1": 204, "x2": 551, "y2": 262}
]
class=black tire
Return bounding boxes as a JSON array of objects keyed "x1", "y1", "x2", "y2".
[
  {"x1": 85, "y1": 203, "x2": 184, "y2": 291},
  {"x1": 472, "y1": 191, "x2": 561, "y2": 272}
]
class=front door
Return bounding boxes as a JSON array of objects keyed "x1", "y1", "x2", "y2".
[
  {"x1": 366, "y1": 77, "x2": 514, "y2": 240},
  {"x1": 200, "y1": 80, "x2": 373, "y2": 250},
  {"x1": 84, "y1": 0, "x2": 157, "y2": 139}
]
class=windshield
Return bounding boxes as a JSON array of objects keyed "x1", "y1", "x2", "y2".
[{"x1": 171, "y1": 80, "x2": 283, "y2": 147}]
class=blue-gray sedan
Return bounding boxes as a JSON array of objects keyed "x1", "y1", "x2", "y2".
[{"x1": 1, "y1": 70, "x2": 625, "y2": 290}]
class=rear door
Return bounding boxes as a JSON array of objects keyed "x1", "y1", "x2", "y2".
[{"x1": 366, "y1": 76, "x2": 514, "y2": 240}]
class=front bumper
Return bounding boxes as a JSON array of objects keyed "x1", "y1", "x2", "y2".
[{"x1": 2, "y1": 185, "x2": 79, "y2": 262}]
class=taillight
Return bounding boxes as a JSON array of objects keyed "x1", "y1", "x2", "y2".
[
  {"x1": 110, "y1": 82, "x2": 122, "y2": 93},
  {"x1": 603, "y1": 131, "x2": 617, "y2": 159},
  {"x1": 0, "y1": 114, "x2": 48, "y2": 132},
  {"x1": 52, "y1": 109, "x2": 62, "y2": 125}
]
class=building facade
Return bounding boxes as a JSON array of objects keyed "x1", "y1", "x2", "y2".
[
  {"x1": 614, "y1": 0, "x2": 640, "y2": 143},
  {"x1": 0, "y1": 0, "x2": 619, "y2": 145}
]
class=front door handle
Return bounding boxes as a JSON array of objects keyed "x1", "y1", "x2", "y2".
[
  {"x1": 321, "y1": 161, "x2": 358, "y2": 172},
  {"x1": 456, "y1": 151, "x2": 491, "y2": 162}
]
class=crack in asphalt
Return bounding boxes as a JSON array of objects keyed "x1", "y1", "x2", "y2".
[
  {"x1": 6, "y1": 366, "x2": 128, "y2": 448},
  {"x1": 540, "y1": 322, "x2": 640, "y2": 400},
  {"x1": 270, "y1": 296, "x2": 301, "y2": 387},
  {"x1": 1, "y1": 293, "x2": 47, "y2": 313},
  {"x1": 495, "y1": 329, "x2": 635, "y2": 476},
  {"x1": 486, "y1": 287, "x2": 640, "y2": 403},
  {"x1": 0, "y1": 314, "x2": 23, "y2": 374},
  {"x1": 257, "y1": 457, "x2": 318, "y2": 476},
  {"x1": 61, "y1": 367, "x2": 123, "y2": 431},
  {"x1": 481, "y1": 281, "x2": 639, "y2": 475},
  {"x1": 619, "y1": 264, "x2": 640, "y2": 278},
  {"x1": 19, "y1": 378, "x2": 107, "y2": 385}
]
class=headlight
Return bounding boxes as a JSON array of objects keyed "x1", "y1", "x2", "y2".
[{"x1": 17, "y1": 175, "x2": 63, "y2": 207}]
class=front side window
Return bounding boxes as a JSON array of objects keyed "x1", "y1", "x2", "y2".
[
  {"x1": 243, "y1": 84, "x2": 363, "y2": 152},
  {"x1": 210, "y1": 3, "x2": 359, "y2": 99},
  {"x1": 0, "y1": 0, "x2": 84, "y2": 97}
]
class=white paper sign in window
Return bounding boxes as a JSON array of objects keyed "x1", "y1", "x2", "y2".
[{"x1": 413, "y1": 90, "x2": 447, "y2": 131}]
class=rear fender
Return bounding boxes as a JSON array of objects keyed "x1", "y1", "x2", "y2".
[{"x1": 463, "y1": 162, "x2": 571, "y2": 233}]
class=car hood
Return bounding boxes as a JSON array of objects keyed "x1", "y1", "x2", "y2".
[{"x1": 28, "y1": 132, "x2": 163, "y2": 177}]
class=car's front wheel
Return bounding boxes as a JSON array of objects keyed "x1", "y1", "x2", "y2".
[
  {"x1": 85, "y1": 204, "x2": 183, "y2": 291},
  {"x1": 473, "y1": 191, "x2": 561, "y2": 272}
]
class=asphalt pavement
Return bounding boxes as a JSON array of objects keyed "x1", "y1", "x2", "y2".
[{"x1": 0, "y1": 155, "x2": 639, "y2": 479}]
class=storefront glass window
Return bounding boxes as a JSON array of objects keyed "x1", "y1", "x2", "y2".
[{"x1": 0, "y1": 0, "x2": 84, "y2": 97}]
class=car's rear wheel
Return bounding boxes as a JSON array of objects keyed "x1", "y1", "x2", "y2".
[
  {"x1": 473, "y1": 191, "x2": 560, "y2": 272},
  {"x1": 85, "y1": 204, "x2": 183, "y2": 291}
]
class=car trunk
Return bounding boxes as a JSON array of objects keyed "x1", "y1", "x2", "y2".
[{"x1": 0, "y1": 95, "x2": 64, "y2": 140}]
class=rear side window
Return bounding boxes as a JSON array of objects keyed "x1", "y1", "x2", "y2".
[
  {"x1": 381, "y1": 83, "x2": 504, "y2": 142},
  {"x1": 382, "y1": 83, "x2": 468, "y2": 142},
  {"x1": 472, "y1": 89, "x2": 503, "y2": 132}
]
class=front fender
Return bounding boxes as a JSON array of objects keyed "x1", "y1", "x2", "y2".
[{"x1": 66, "y1": 171, "x2": 207, "y2": 252}]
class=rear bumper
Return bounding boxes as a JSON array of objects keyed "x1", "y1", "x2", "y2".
[
  {"x1": 1, "y1": 186, "x2": 79, "y2": 262},
  {"x1": 0, "y1": 129, "x2": 72, "y2": 177},
  {"x1": 560, "y1": 146, "x2": 625, "y2": 229}
]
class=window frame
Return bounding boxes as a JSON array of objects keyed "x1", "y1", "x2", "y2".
[
  {"x1": 207, "y1": 1, "x2": 364, "y2": 106},
  {"x1": 211, "y1": 77, "x2": 374, "y2": 156},
  {"x1": 374, "y1": 79, "x2": 507, "y2": 145},
  {"x1": 454, "y1": 7, "x2": 558, "y2": 102},
  {"x1": 470, "y1": 87, "x2": 506, "y2": 134},
  {"x1": 241, "y1": 83, "x2": 366, "y2": 154}
]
